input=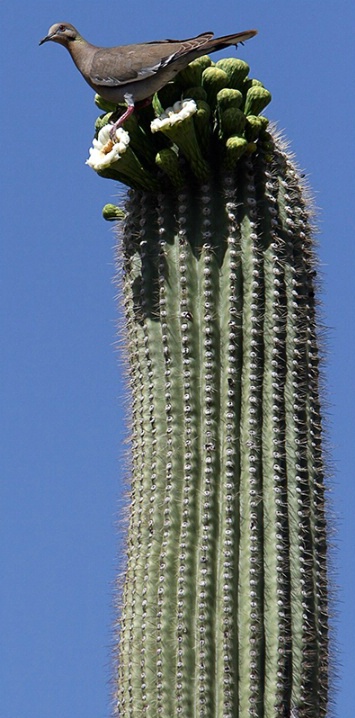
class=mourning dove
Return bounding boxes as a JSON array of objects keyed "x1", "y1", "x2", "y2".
[{"x1": 40, "y1": 23, "x2": 257, "y2": 135}]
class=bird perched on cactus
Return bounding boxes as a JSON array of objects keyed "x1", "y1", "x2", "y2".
[
  {"x1": 40, "y1": 22, "x2": 330, "y2": 714},
  {"x1": 39, "y1": 23, "x2": 257, "y2": 136}
]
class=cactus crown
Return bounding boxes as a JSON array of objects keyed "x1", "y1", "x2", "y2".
[{"x1": 88, "y1": 54, "x2": 272, "y2": 196}]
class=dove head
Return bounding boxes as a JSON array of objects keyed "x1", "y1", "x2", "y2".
[{"x1": 39, "y1": 23, "x2": 81, "y2": 47}]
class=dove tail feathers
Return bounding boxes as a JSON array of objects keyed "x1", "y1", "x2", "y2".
[{"x1": 205, "y1": 29, "x2": 257, "y2": 52}]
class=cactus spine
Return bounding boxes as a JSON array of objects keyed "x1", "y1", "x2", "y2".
[{"x1": 88, "y1": 54, "x2": 329, "y2": 718}]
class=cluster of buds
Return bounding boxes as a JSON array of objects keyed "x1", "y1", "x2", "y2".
[{"x1": 86, "y1": 54, "x2": 272, "y2": 213}]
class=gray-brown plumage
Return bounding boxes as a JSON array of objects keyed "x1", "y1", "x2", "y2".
[{"x1": 39, "y1": 22, "x2": 257, "y2": 131}]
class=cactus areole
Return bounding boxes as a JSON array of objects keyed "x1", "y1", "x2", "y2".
[{"x1": 88, "y1": 54, "x2": 329, "y2": 717}]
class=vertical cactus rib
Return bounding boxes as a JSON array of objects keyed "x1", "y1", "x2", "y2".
[
  {"x1": 134, "y1": 194, "x2": 167, "y2": 716},
  {"x1": 175, "y1": 189, "x2": 200, "y2": 718},
  {"x1": 256, "y1": 149, "x2": 291, "y2": 718},
  {"x1": 277, "y1": 150, "x2": 329, "y2": 716},
  {"x1": 283, "y1": 229, "x2": 314, "y2": 713},
  {"x1": 220, "y1": 174, "x2": 243, "y2": 718},
  {"x1": 237, "y1": 158, "x2": 264, "y2": 718},
  {"x1": 196, "y1": 182, "x2": 221, "y2": 718},
  {"x1": 155, "y1": 190, "x2": 182, "y2": 718}
]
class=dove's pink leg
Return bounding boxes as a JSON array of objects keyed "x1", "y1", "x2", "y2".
[
  {"x1": 109, "y1": 97, "x2": 153, "y2": 138},
  {"x1": 109, "y1": 105, "x2": 135, "y2": 138}
]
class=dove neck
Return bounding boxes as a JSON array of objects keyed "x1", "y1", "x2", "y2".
[{"x1": 65, "y1": 37, "x2": 98, "y2": 77}]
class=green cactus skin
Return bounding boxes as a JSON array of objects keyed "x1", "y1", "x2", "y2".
[{"x1": 88, "y1": 55, "x2": 329, "y2": 718}]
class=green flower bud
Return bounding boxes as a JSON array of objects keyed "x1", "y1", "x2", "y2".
[
  {"x1": 244, "y1": 86, "x2": 272, "y2": 116},
  {"x1": 202, "y1": 67, "x2": 229, "y2": 107},
  {"x1": 193, "y1": 100, "x2": 212, "y2": 154},
  {"x1": 220, "y1": 107, "x2": 246, "y2": 138},
  {"x1": 176, "y1": 55, "x2": 213, "y2": 88},
  {"x1": 224, "y1": 135, "x2": 248, "y2": 168},
  {"x1": 243, "y1": 78, "x2": 265, "y2": 92},
  {"x1": 244, "y1": 114, "x2": 269, "y2": 141},
  {"x1": 216, "y1": 88, "x2": 244, "y2": 112},
  {"x1": 215, "y1": 58, "x2": 250, "y2": 89},
  {"x1": 102, "y1": 204, "x2": 126, "y2": 221}
]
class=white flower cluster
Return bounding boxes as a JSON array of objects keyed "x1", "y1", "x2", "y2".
[
  {"x1": 151, "y1": 99, "x2": 197, "y2": 133},
  {"x1": 86, "y1": 125, "x2": 130, "y2": 171}
]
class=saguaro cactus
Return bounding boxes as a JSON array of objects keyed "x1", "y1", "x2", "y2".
[{"x1": 88, "y1": 54, "x2": 329, "y2": 718}]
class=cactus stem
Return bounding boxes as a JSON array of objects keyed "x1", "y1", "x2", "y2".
[{"x1": 90, "y1": 54, "x2": 331, "y2": 718}]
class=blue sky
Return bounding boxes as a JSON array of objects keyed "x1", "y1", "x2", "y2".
[{"x1": 1, "y1": 1, "x2": 354, "y2": 716}]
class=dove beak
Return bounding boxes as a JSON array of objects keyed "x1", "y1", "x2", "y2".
[{"x1": 39, "y1": 31, "x2": 56, "y2": 46}]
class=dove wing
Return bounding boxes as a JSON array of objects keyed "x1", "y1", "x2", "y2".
[{"x1": 89, "y1": 32, "x2": 214, "y2": 87}]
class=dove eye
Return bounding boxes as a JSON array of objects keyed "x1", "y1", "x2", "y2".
[{"x1": 58, "y1": 25, "x2": 66, "y2": 32}]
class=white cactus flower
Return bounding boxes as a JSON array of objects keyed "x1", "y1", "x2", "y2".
[
  {"x1": 151, "y1": 99, "x2": 197, "y2": 132},
  {"x1": 86, "y1": 125, "x2": 130, "y2": 170}
]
